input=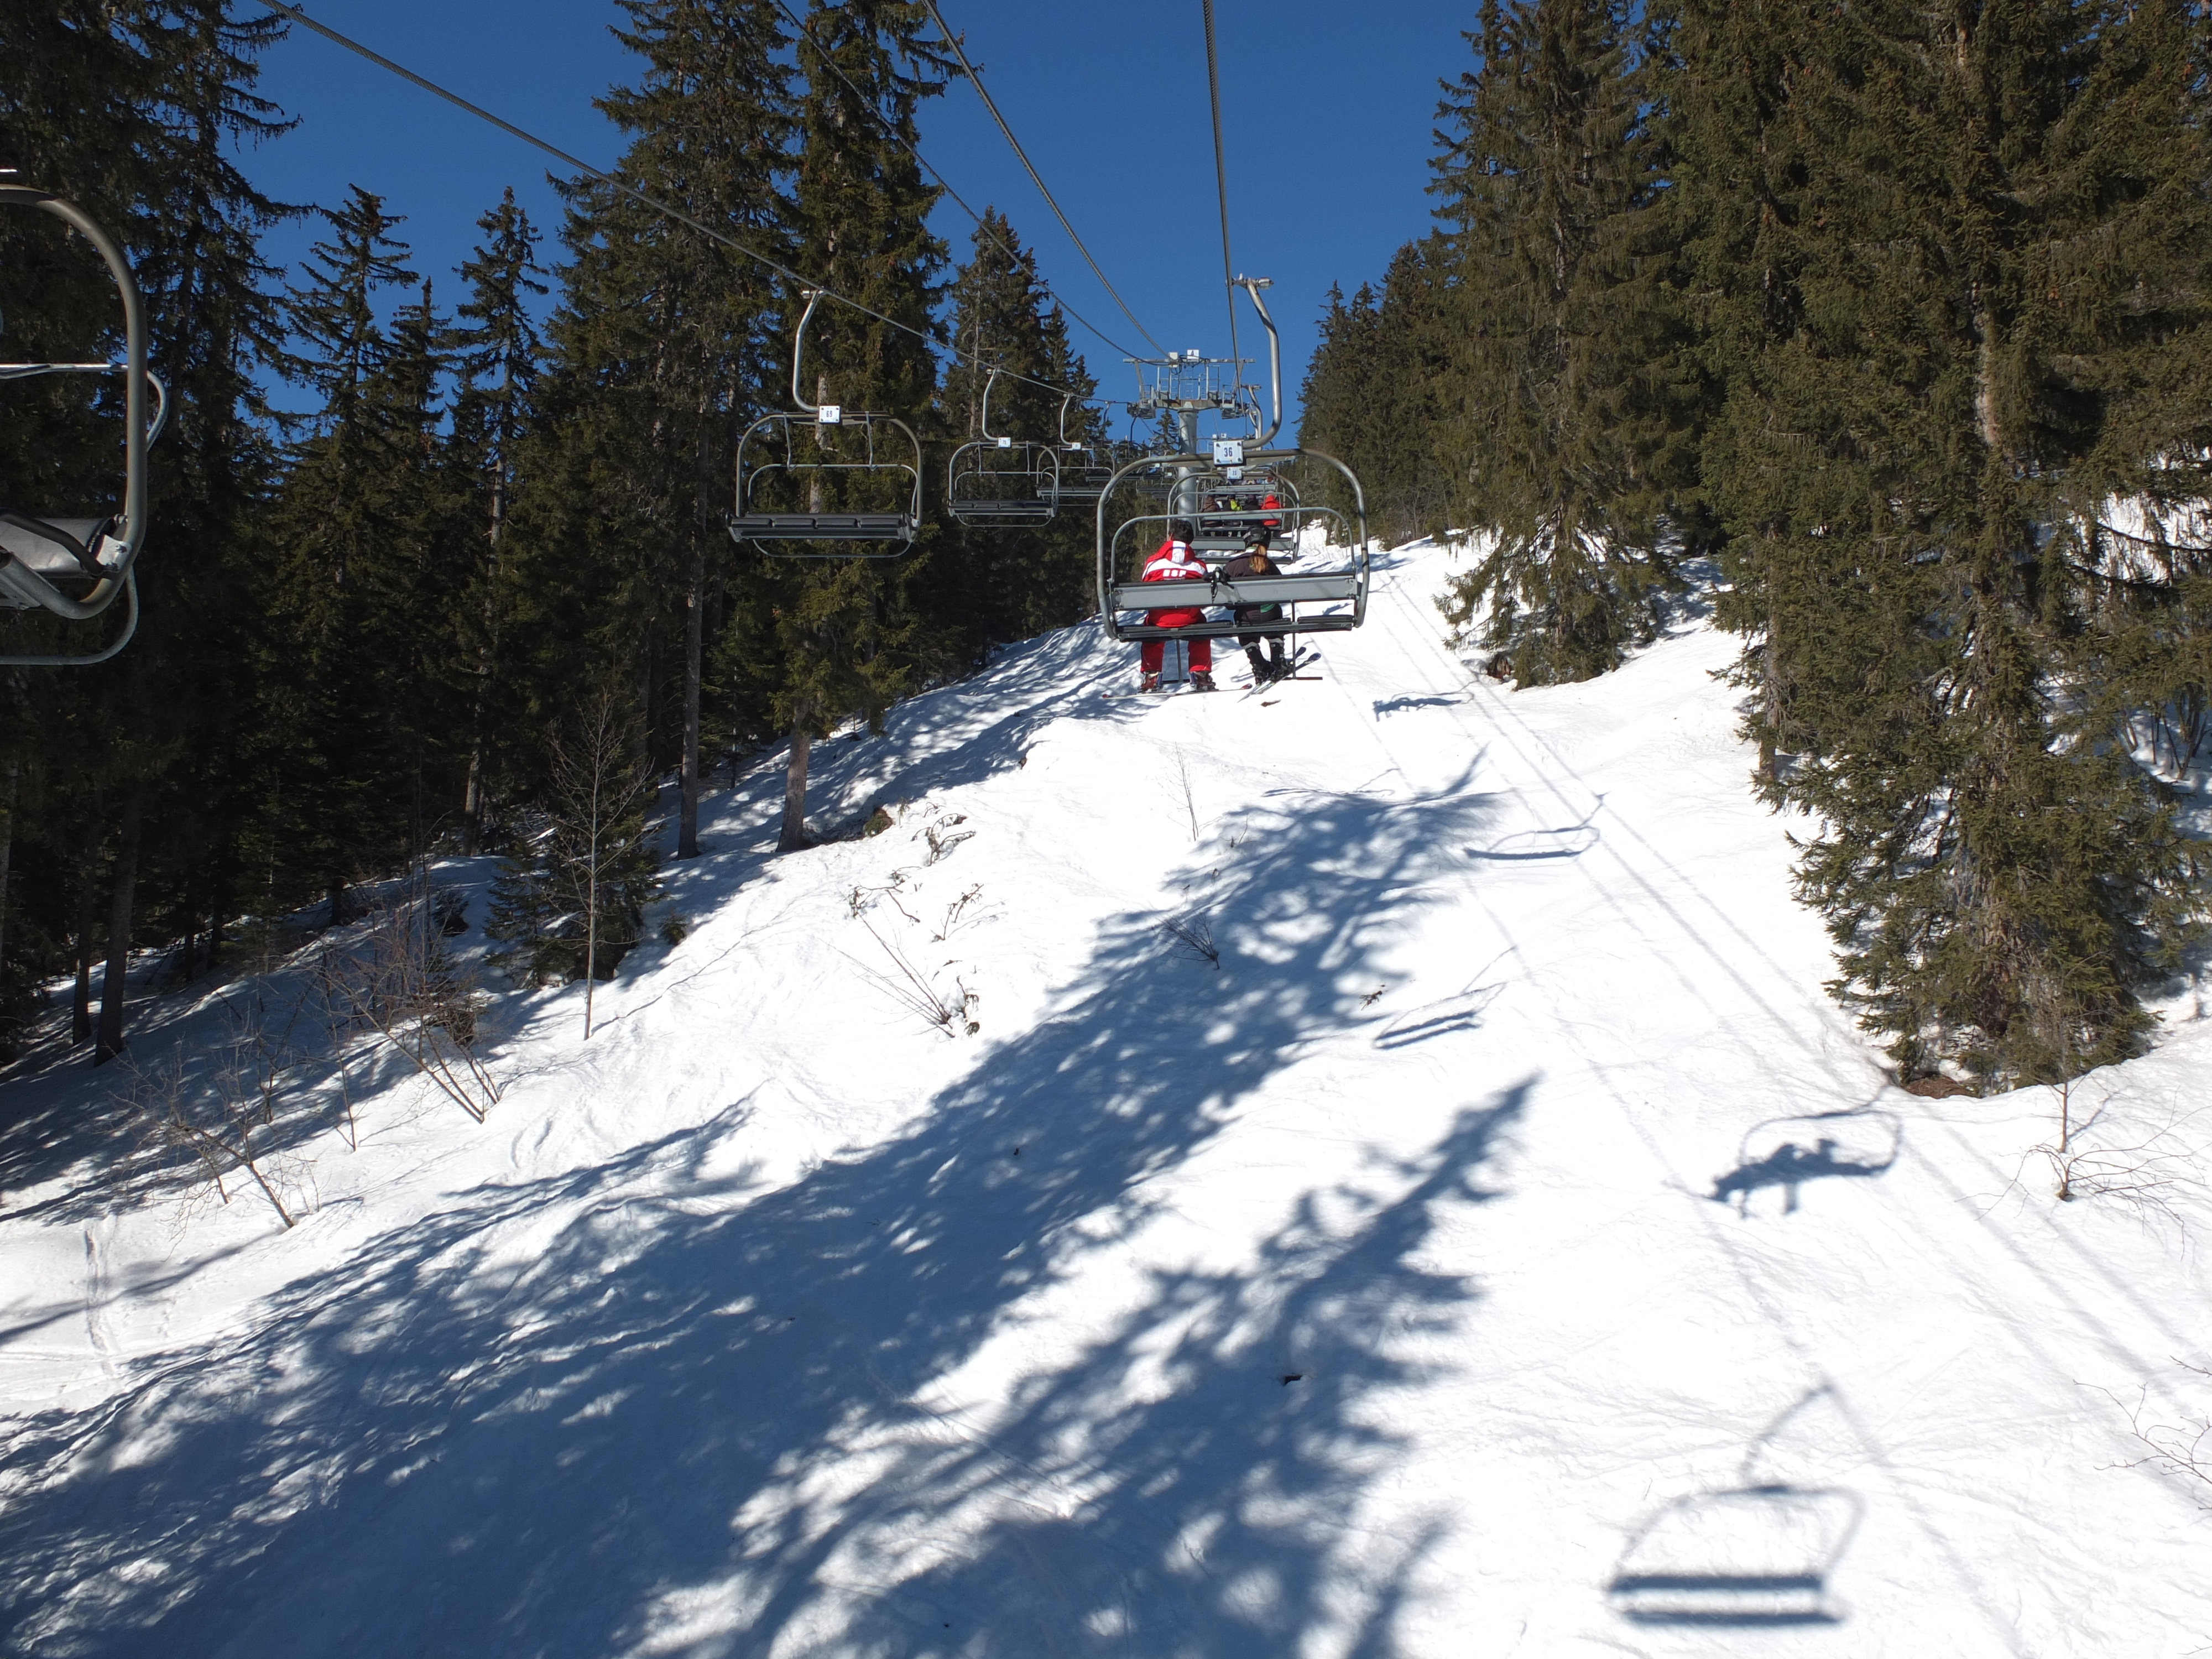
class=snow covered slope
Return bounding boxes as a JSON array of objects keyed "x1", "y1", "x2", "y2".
[{"x1": 3, "y1": 542, "x2": 2210, "y2": 1657}]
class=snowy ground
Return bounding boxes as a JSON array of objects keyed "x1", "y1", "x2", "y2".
[{"x1": 2, "y1": 540, "x2": 2210, "y2": 1657}]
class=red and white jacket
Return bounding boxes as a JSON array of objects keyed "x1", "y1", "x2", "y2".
[
  {"x1": 1142, "y1": 539, "x2": 1208, "y2": 586},
  {"x1": 1141, "y1": 538, "x2": 1211, "y2": 622}
]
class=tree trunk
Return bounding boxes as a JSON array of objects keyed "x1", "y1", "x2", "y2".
[
  {"x1": 461, "y1": 461, "x2": 507, "y2": 855},
  {"x1": 679, "y1": 540, "x2": 705, "y2": 858},
  {"x1": 72, "y1": 793, "x2": 103, "y2": 1045},
  {"x1": 779, "y1": 721, "x2": 812, "y2": 852},
  {"x1": 95, "y1": 787, "x2": 144, "y2": 1065},
  {"x1": 0, "y1": 755, "x2": 15, "y2": 1008}
]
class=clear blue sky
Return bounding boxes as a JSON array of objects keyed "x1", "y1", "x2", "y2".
[{"x1": 238, "y1": 0, "x2": 1472, "y2": 431}]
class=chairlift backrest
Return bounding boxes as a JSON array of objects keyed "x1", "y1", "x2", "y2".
[{"x1": 0, "y1": 184, "x2": 165, "y2": 665}]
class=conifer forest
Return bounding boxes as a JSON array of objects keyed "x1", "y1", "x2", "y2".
[
  {"x1": 11, "y1": 7, "x2": 2212, "y2": 1649},
  {"x1": 7, "y1": 0, "x2": 2212, "y2": 1099}
]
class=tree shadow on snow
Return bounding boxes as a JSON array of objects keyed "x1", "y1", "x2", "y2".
[{"x1": 0, "y1": 779, "x2": 1517, "y2": 1658}]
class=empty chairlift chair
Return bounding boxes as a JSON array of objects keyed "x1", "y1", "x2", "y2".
[
  {"x1": 945, "y1": 369, "x2": 1058, "y2": 528},
  {"x1": 729, "y1": 290, "x2": 924, "y2": 560},
  {"x1": 0, "y1": 183, "x2": 166, "y2": 666}
]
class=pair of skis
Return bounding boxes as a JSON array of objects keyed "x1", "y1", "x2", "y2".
[{"x1": 1100, "y1": 648, "x2": 1322, "y2": 700}]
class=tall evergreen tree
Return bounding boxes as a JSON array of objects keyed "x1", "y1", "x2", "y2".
[
  {"x1": 762, "y1": 0, "x2": 948, "y2": 851},
  {"x1": 1431, "y1": 0, "x2": 1682, "y2": 685},
  {"x1": 451, "y1": 190, "x2": 547, "y2": 853},
  {"x1": 1297, "y1": 247, "x2": 1458, "y2": 546},
  {"x1": 523, "y1": 0, "x2": 794, "y2": 861},
  {"x1": 933, "y1": 209, "x2": 1098, "y2": 651},
  {"x1": 258, "y1": 188, "x2": 450, "y2": 922},
  {"x1": 0, "y1": 1, "x2": 290, "y2": 1057},
  {"x1": 1675, "y1": 0, "x2": 2212, "y2": 1085}
]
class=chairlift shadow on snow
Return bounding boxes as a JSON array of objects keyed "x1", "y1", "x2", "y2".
[
  {"x1": 1462, "y1": 818, "x2": 1600, "y2": 862},
  {"x1": 1607, "y1": 1386, "x2": 1865, "y2": 1628},
  {"x1": 1371, "y1": 693, "x2": 1463, "y2": 719},
  {"x1": 0, "y1": 774, "x2": 1523, "y2": 1657},
  {"x1": 1708, "y1": 1109, "x2": 1902, "y2": 1217},
  {"x1": 1371, "y1": 983, "x2": 1502, "y2": 1049}
]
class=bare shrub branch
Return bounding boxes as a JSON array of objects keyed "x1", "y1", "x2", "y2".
[
  {"x1": 124, "y1": 1000, "x2": 310, "y2": 1229},
  {"x1": 848, "y1": 917, "x2": 979, "y2": 1037},
  {"x1": 314, "y1": 872, "x2": 501, "y2": 1122},
  {"x1": 1161, "y1": 915, "x2": 1221, "y2": 970}
]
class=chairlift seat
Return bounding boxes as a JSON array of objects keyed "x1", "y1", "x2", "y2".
[
  {"x1": 0, "y1": 514, "x2": 113, "y2": 591},
  {"x1": 948, "y1": 498, "x2": 1056, "y2": 525},
  {"x1": 1107, "y1": 571, "x2": 1361, "y2": 636},
  {"x1": 1197, "y1": 510, "x2": 1284, "y2": 534},
  {"x1": 731, "y1": 512, "x2": 917, "y2": 542}
]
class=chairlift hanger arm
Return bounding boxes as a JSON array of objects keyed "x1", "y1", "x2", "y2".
[
  {"x1": 790, "y1": 289, "x2": 826, "y2": 415},
  {"x1": 1237, "y1": 277, "x2": 1282, "y2": 448}
]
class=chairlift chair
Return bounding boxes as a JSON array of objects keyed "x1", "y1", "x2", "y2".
[
  {"x1": 0, "y1": 184, "x2": 167, "y2": 666},
  {"x1": 1192, "y1": 467, "x2": 1299, "y2": 560},
  {"x1": 945, "y1": 368, "x2": 1059, "y2": 528},
  {"x1": 1095, "y1": 279, "x2": 1370, "y2": 643},
  {"x1": 729, "y1": 290, "x2": 924, "y2": 560},
  {"x1": 1096, "y1": 446, "x2": 1370, "y2": 642}
]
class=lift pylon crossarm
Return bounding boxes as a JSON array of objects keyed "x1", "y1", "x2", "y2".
[{"x1": 0, "y1": 185, "x2": 161, "y2": 666}]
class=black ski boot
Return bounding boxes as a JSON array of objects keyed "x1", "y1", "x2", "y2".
[
  {"x1": 1267, "y1": 641, "x2": 1289, "y2": 682},
  {"x1": 1244, "y1": 644, "x2": 1270, "y2": 684}
]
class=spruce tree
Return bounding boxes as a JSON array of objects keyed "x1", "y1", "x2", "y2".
[
  {"x1": 933, "y1": 209, "x2": 1098, "y2": 652},
  {"x1": 450, "y1": 190, "x2": 547, "y2": 853},
  {"x1": 0, "y1": 1, "x2": 289, "y2": 1054},
  {"x1": 762, "y1": 0, "x2": 947, "y2": 851},
  {"x1": 528, "y1": 0, "x2": 794, "y2": 862},
  {"x1": 1676, "y1": 0, "x2": 2212, "y2": 1086},
  {"x1": 1297, "y1": 247, "x2": 1458, "y2": 546},
  {"x1": 1431, "y1": 0, "x2": 1681, "y2": 685},
  {"x1": 258, "y1": 187, "x2": 442, "y2": 922}
]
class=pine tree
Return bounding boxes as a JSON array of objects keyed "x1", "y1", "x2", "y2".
[
  {"x1": 932, "y1": 209, "x2": 1098, "y2": 652},
  {"x1": 1676, "y1": 0, "x2": 2212, "y2": 1086},
  {"x1": 1297, "y1": 247, "x2": 1458, "y2": 546},
  {"x1": 0, "y1": 1, "x2": 290, "y2": 1056},
  {"x1": 1431, "y1": 0, "x2": 1681, "y2": 685},
  {"x1": 524, "y1": 0, "x2": 794, "y2": 863},
  {"x1": 762, "y1": 0, "x2": 948, "y2": 851},
  {"x1": 450, "y1": 190, "x2": 547, "y2": 853},
  {"x1": 258, "y1": 188, "x2": 448, "y2": 922}
]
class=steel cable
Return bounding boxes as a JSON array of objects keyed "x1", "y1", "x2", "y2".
[
  {"x1": 766, "y1": 0, "x2": 1142, "y2": 367},
  {"x1": 255, "y1": 0, "x2": 1124, "y2": 413},
  {"x1": 918, "y1": 0, "x2": 1168, "y2": 359}
]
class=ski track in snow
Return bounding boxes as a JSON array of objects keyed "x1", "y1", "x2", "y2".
[{"x1": 2, "y1": 541, "x2": 2210, "y2": 1657}]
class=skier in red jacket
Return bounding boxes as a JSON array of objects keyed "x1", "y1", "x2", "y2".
[{"x1": 1138, "y1": 519, "x2": 1215, "y2": 692}]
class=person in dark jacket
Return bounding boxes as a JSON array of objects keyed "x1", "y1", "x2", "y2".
[{"x1": 1222, "y1": 535, "x2": 1288, "y2": 684}]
